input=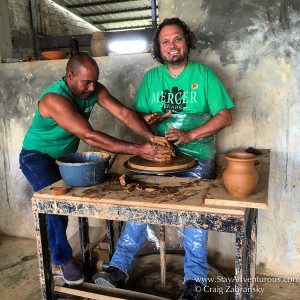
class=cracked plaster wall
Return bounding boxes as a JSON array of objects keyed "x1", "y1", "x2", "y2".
[
  {"x1": 159, "y1": 0, "x2": 300, "y2": 278},
  {"x1": 0, "y1": 55, "x2": 153, "y2": 244}
]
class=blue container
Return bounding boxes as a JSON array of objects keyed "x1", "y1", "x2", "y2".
[{"x1": 56, "y1": 152, "x2": 111, "y2": 187}]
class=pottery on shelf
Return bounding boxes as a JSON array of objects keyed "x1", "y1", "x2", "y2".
[
  {"x1": 41, "y1": 51, "x2": 68, "y2": 60},
  {"x1": 91, "y1": 32, "x2": 108, "y2": 57},
  {"x1": 222, "y1": 152, "x2": 259, "y2": 198}
]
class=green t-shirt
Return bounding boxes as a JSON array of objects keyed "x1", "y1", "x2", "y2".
[
  {"x1": 133, "y1": 61, "x2": 235, "y2": 160},
  {"x1": 22, "y1": 77, "x2": 98, "y2": 158}
]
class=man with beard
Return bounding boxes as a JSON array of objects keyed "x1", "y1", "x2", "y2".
[
  {"x1": 19, "y1": 52, "x2": 172, "y2": 286},
  {"x1": 95, "y1": 18, "x2": 234, "y2": 300}
]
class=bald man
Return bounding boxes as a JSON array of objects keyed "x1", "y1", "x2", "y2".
[{"x1": 19, "y1": 52, "x2": 172, "y2": 285}]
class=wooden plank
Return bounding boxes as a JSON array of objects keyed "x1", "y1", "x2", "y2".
[
  {"x1": 54, "y1": 283, "x2": 170, "y2": 300},
  {"x1": 55, "y1": 286, "x2": 124, "y2": 299},
  {"x1": 33, "y1": 176, "x2": 246, "y2": 215},
  {"x1": 34, "y1": 151, "x2": 270, "y2": 214},
  {"x1": 205, "y1": 153, "x2": 270, "y2": 209},
  {"x1": 51, "y1": 186, "x2": 71, "y2": 195}
]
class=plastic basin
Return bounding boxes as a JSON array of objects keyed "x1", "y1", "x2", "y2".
[{"x1": 56, "y1": 152, "x2": 111, "y2": 187}]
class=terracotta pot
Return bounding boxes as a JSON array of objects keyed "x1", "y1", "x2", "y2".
[
  {"x1": 91, "y1": 32, "x2": 108, "y2": 57},
  {"x1": 223, "y1": 152, "x2": 259, "y2": 198},
  {"x1": 41, "y1": 51, "x2": 68, "y2": 60}
]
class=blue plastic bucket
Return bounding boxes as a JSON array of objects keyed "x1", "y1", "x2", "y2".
[{"x1": 56, "y1": 152, "x2": 111, "y2": 187}]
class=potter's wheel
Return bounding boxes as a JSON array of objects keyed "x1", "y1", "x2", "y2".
[
  {"x1": 124, "y1": 153, "x2": 197, "y2": 175},
  {"x1": 124, "y1": 254, "x2": 233, "y2": 299}
]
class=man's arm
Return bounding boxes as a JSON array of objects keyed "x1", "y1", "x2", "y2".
[
  {"x1": 39, "y1": 92, "x2": 172, "y2": 161},
  {"x1": 96, "y1": 83, "x2": 156, "y2": 140},
  {"x1": 39, "y1": 93, "x2": 172, "y2": 161},
  {"x1": 165, "y1": 109, "x2": 232, "y2": 145},
  {"x1": 96, "y1": 83, "x2": 172, "y2": 149}
]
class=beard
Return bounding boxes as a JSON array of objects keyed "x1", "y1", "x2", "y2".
[{"x1": 162, "y1": 51, "x2": 188, "y2": 66}]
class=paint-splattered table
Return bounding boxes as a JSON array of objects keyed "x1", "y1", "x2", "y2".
[{"x1": 31, "y1": 151, "x2": 270, "y2": 300}]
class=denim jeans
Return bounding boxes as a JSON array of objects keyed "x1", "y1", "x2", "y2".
[
  {"x1": 110, "y1": 159, "x2": 215, "y2": 286},
  {"x1": 19, "y1": 149, "x2": 72, "y2": 265}
]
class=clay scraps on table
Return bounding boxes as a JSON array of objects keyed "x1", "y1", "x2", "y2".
[
  {"x1": 118, "y1": 174, "x2": 202, "y2": 203},
  {"x1": 119, "y1": 174, "x2": 157, "y2": 193}
]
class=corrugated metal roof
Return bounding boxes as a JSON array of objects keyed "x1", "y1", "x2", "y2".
[{"x1": 51, "y1": 0, "x2": 158, "y2": 31}]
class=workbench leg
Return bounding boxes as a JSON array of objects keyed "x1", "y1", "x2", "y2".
[
  {"x1": 235, "y1": 209, "x2": 257, "y2": 300},
  {"x1": 78, "y1": 217, "x2": 93, "y2": 281},
  {"x1": 33, "y1": 211, "x2": 54, "y2": 300},
  {"x1": 106, "y1": 220, "x2": 115, "y2": 259},
  {"x1": 160, "y1": 226, "x2": 166, "y2": 286},
  {"x1": 118, "y1": 221, "x2": 124, "y2": 239},
  {"x1": 245, "y1": 209, "x2": 258, "y2": 300},
  {"x1": 235, "y1": 231, "x2": 245, "y2": 300}
]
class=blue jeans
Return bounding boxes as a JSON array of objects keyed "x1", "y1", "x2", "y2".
[
  {"x1": 19, "y1": 149, "x2": 72, "y2": 265},
  {"x1": 110, "y1": 159, "x2": 215, "y2": 286}
]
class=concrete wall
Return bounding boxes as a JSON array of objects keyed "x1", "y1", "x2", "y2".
[
  {"x1": 5, "y1": 0, "x2": 98, "y2": 60},
  {"x1": 37, "y1": 0, "x2": 99, "y2": 37},
  {"x1": 0, "y1": 0, "x2": 13, "y2": 59},
  {"x1": 0, "y1": 55, "x2": 154, "y2": 240},
  {"x1": 158, "y1": 0, "x2": 300, "y2": 277},
  {"x1": 0, "y1": 0, "x2": 299, "y2": 278},
  {"x1": 5, "y1": 0, "x2": 33, "y2": 58}
]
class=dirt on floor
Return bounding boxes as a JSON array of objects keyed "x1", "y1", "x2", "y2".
[
  {"x1": 0, "y1": 236, "x2": 40, "y2": 300},
  {"x1": 0, "y1": 235, "x2": 299, "y2": 300}
]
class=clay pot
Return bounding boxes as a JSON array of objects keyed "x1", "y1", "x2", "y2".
[
  {"x1": 91, "y1": 32, "x2": 108, "y2": 57},
  {"x1": 41, "y1": 51, "x2": 68, "y2": 60},
  {"x1": 223, "y1": 152, "x2": 259, "y2": 198}
]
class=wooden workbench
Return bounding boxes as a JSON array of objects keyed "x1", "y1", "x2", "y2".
[{"x1": 31, "y1": 151, "x2": 270, "y2": 300}]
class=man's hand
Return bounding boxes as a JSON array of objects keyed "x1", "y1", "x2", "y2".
[
  {"x1": 144, "y1": 111, "x2": 171, "y2": 126},
  {"x1": 150, "y1": 136, "x2": 175, "y2": 161},
  {"x1": 137, "y1": 143, "x2": 175, "y2": 162},
  {"x1": 165, "y1": 126, "x2": 192, "y2": 145},
  {"x1": 149, "y1": 136, "x2": 171, "y2": 148}
]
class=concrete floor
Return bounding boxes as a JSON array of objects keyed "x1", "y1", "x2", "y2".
[{"x1": 1, "y1": 235, "x2": 300, "y2": 300}]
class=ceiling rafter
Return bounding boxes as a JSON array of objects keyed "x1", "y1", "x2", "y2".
[
  {"x1": 66, "y1": 0, "x2": 140, "y2": 9},
  {"x1": 105, "y1": 24, "x2": 153, "y2": 30},
  {"x1": 93, "y1": 16, "x2": 152, "y2": 25},
  {"x1": 81, "y1": 6, "x2": 153, "y2": 18},
  {"x1": 51, "y1": 0, "x2": 158, "y2": 31}
]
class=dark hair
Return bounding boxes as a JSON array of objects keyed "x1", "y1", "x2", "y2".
[
  {"x1": 151, "y1": 18, "x2": 197, "y2": 64},
  {"x1": 66, "y1": 52, "x2": 98, "y2": 74}
]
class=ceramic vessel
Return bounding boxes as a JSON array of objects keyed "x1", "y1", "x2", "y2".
[
  {"x1": 223, "y1": 152, "x2": 259, "y2": 198},
  {"x1": 91, "y1": 32, "x2": 108, "y2": 57},
  {"x1": 41, "y1": 51, "x2": 68, "y2": 60}
]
